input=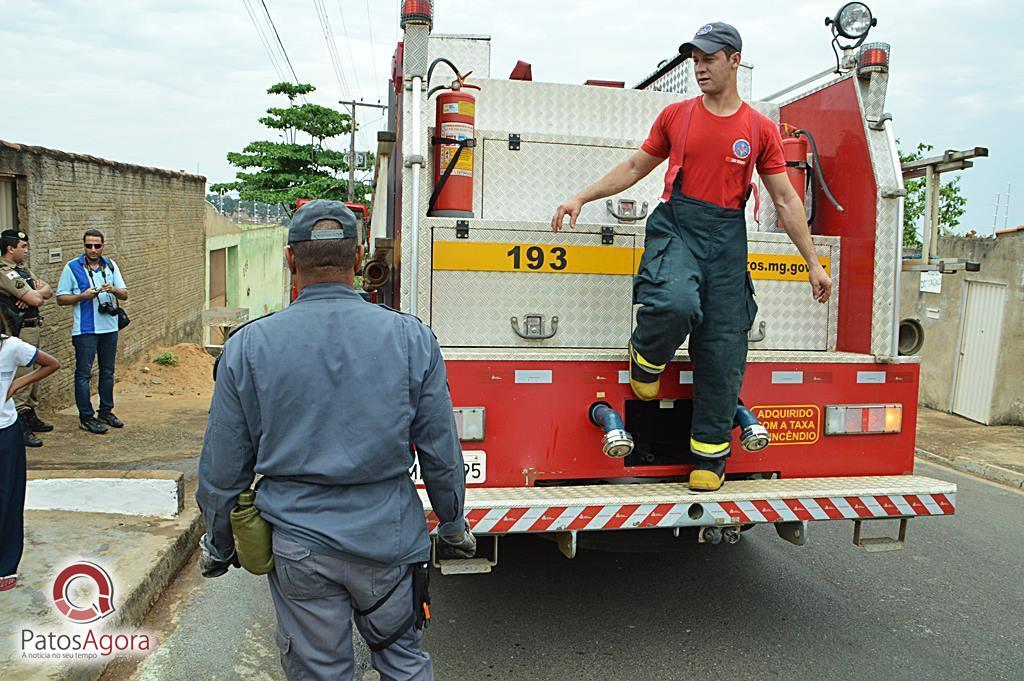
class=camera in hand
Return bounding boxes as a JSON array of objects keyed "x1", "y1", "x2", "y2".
[{"x1": 98, "y1": 301, "x2": 117, "y2": 316}]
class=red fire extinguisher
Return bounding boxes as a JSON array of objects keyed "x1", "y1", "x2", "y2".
[
  {"x1": 428, "y1": 68, "x2": 479, "y2": 217},
  {"x1": 781, "y1": 133, "x2": 809, "y2": 207},
  {"x1": 778, "y1": 124, "x2": 843, "y2": 229}
]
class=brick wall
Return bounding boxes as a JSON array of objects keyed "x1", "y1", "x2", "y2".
[{"x1": 0, "y1": 141, "x2": 207, "y2": 411}]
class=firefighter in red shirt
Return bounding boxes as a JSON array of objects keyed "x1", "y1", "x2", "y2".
[{"x1": 552, "y1": 21, "x2": 832, "y2": 491}]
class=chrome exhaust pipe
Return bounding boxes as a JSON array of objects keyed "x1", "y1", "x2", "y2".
[
  {"x1": 589, "y1": 402, "x2": 635, "y2": 459},
  {"x1": 734, "y1": 404, "x2": 770, "y2": 452}
]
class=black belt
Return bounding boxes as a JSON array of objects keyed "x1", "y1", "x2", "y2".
[{"x1": 21, "y1": 318, "x2": 41, "y2": 328}]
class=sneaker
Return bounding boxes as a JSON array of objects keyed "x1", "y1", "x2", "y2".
[
  {"x1": 97, "y1": 412, "x2": 124, "y2": 428},
  {"x1": 22, "y1": 408, "x2": 54, "y2": 433},
  {"x1": 0, "y1": 574, "x2": 16, "y2": 592},
  {"x1": 628, "y1": 342, "x2": 663, "y2": 401},
  {"x1": 689, "y1": 458, "x2": 727, "y2": 492},
  {"x1": 80, "y1": 417, "x2": 109, "y2": 435}
]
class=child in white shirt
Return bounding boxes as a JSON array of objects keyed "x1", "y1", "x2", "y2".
[{"x1": 0, "y1": 334, "x2": 59, "y2": 591}]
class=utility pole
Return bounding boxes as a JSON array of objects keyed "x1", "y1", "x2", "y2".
[{"x1": 339, "y1": 99, "x2": 388, "y2": 201}]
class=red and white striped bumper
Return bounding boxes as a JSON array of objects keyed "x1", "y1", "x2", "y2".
[{"x1": 422, "y1": 475, "x2": 956, "y2": 535}]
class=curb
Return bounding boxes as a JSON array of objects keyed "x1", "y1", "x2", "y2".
[
  {"x1": 916, "y1": 447, "x2": 1024, "y2": 490},
  {"x1": 55, "y1": 509, "x2": 204, "y2": 681}
]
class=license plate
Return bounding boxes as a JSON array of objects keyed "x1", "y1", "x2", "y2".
[{"x1": 411, "y1": 450, "x2": 486, "y2": 486}]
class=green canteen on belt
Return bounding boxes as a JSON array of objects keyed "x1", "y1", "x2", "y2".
[{"x1": 230, "y1": 489, "x2": 275, "y2": 575}]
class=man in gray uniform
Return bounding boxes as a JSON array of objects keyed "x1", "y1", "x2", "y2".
[{"x1": 196, "y1": 200, "x2": 475, "y2": 681}]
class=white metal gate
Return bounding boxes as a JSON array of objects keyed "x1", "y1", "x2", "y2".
[{"x1": 951, "y1": 280, "x2": 1007, "y2": 424}]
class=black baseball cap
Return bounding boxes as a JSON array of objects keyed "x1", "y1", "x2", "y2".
[
  {"x1": 679, "y1": 21, "x2": 742, "y2": 58},
  {"x1": 288, "y1": 200, "x2": 359, "y2": 244},
  {"x1": 0, "y1": 229, "x2": 28, "y2": 241}
]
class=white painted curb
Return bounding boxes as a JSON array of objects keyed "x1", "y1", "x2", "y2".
[{"x1": 26, "y1": 474, "x2": 184, "y2": 518}]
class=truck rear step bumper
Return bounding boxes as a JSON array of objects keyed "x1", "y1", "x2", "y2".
[{"x1": 421, "y1": 475, "x2": 956, "y2": 535}]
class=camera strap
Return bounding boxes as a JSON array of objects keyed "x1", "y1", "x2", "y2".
[{"x1": 85, "y1": 260, "x2": 117, "y2": 308}]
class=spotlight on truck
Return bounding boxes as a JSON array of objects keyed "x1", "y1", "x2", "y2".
[{"x1": 827, "y1": 2, "x2": 876, "y2": 41}]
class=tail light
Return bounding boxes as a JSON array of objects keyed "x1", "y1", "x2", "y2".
[
  {"x1": 825, "y1": 404, "x2": 902, "y2": 435},
  {"x1": 454, "y1": 407, "x2": 485, "y2": 441}
]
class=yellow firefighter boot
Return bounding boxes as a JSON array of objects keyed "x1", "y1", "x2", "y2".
[
  {"x1": 628, "y1": 343, "x2": 663, "y2": 401},
  {"x1": 688, "y1": 457, "x2": 727, "y2": 492}
]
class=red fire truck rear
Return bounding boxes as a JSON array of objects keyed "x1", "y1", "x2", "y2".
[{"x1": 366, "y1": 2, "x2": 960, "y2": 573}]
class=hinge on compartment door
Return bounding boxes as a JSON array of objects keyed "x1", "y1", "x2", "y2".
[
  {"x1": 601, "y1": 225, "x2": 614, "y2": 245},
  {"x1": 455, "y1": 219, "x2": 470, "y2": 239},
  {"x1": 508, "y1": 133, "x2": 521, "y2": 151}
]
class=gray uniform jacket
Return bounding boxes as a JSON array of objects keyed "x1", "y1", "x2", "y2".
[{"x1": 196, "y1": 282, "x2": 467, "y2": 567}]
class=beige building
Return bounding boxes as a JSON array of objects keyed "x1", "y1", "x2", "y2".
[
  {"x1": 900, "y1": 229, "x2": 1024, "y2": 426},
  {"x1": 0, "y1": 140, "x2": 206, "y2": 410}
]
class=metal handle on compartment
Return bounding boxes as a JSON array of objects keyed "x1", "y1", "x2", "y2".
[
  {"x1": 605, "y1": 199, "x2": 649, "y2": 222},
  {"x1": 511, "y1": 314, "x2": 558, "y2": 340},
  {"x1": 747, "y1": 320, "x2": 767, "y2": 343}
]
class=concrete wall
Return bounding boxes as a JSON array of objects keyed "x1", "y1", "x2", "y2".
[
  {"x1": 900, "y1": 230, "x2": 1024, "y2": 425},
  {"x1": 0, "y1": 140, "x2": 206, "y2": 410},
  {"x1": 237, "y1": 221, "x2": 289, "y2": 317}
]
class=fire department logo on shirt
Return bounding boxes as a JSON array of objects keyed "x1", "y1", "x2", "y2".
[
  {"x1": 696, "y1": 24, "x2": 714, "y2": 36},
  {"x1": 732, "y1": 138, "x2": 751, "y2": 159}
]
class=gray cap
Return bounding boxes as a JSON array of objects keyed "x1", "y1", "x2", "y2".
[
  {"x1": 679, "y1": 21, "x2": 742, "y2": 58},
  {"x1": 288, "y1": 199, "x2": 359, "y2": 244}
]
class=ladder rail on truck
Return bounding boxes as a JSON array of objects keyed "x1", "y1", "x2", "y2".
[{"x1": 366, "y1": 4, "x2": 961, "y2": 573}]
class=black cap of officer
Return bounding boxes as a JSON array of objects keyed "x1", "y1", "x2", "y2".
[
  {"x1": 679, "y1": 21, "x2": 743, "y2": 58},
  {"x1": 288, "y1": 200, "x2": 360, "y2": 244},
  {"x1": 0, "y1": 229, "x2": 28, "y2": 242}
]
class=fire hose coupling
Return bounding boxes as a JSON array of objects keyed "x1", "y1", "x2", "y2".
[
  {"x1": 734, "y1": 404, "x2": 771, "y2": 452},
  {"x1": 362, "y1": 253, "x2": 391, "y2": 289},
  {"x1": 588, "y1": 402, "x2": 635, "y2": 459}
]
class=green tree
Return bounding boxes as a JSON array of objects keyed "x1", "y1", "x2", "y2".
[
  {"x1": 211, "y1": 82, "x2": 366, "y2": 208},
  {"x1": 899, "y1": 141, "x2": 968, "y2": 249}
]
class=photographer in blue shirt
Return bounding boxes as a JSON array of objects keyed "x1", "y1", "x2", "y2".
[{"x1": 56, "y1": 229, "x2": 128, "y2": 434}]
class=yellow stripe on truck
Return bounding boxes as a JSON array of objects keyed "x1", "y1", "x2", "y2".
[
  {"x1": 432, "y1": 241, "x2": 829, "y2": 281},
  {"x1": 432, "y1": 241, "x2": 637, "y2": 276}
]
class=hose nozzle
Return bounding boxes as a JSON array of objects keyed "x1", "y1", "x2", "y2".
[
  {"x1": 734, "y1": 404, "x2": 771, "y2": 452},
  {"x1": 589, "y1": 402, "x2": 635, "y2": 459}
]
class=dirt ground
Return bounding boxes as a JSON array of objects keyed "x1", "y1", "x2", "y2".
[{"x1": 27, "y1": 343, "x2": 215, "y2": 477}]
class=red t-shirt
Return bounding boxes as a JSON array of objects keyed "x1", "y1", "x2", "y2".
[{"x1": 642, "y1": 98, "x2": 786, "y2": 209}]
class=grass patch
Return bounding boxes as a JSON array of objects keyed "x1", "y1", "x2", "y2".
[{"x1": 153, "y1": 352, "x2": 178, "y2": 367}]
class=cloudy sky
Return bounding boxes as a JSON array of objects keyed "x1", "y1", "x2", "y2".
[{"x1": 2, "y1": 0, "x2": 1021, "y2": 232}]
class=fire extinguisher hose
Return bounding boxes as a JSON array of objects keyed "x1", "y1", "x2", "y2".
[
  {"x1": 795, "y1": 129, "x2": 844, "y2": 214},
  {"x1": 428, "y1": 135, "x2": 476, "y2": 214},
  {"x1": 427, "y1": 57, "x2": 461, "y2": 93}
]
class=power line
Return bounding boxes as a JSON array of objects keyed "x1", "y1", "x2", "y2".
[
  {"x1": 365, "y1": 0, "x2": 381, "y2": 95},
  {"x1": 313, "y1": 0, "x2": 351, "y2": 99},
  {"x1": 259, "y1": 0, "x2": 301, "y2": 86},
  {"x1": 241, "y1": 0, "x2": 288, "y2": 83},
  {"x1": 335, "y1": 0, "x2": 364, "y2": 96}
]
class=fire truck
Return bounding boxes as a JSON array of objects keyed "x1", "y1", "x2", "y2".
[
  {"x1": 292, "y1": 198, "x2": 370, "y2": 301},
  {"x1": 366, "y1": 2, "x2": 958, "y2": 573}
]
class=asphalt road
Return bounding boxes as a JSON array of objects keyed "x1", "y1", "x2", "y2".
[{"x1": 104, "y1": 462, "x2": 1024, "y2": 681}]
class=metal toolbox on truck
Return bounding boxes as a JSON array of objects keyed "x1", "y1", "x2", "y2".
[{"x1": 426, "y1": 216, "x2": 840, "y2": 351}]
